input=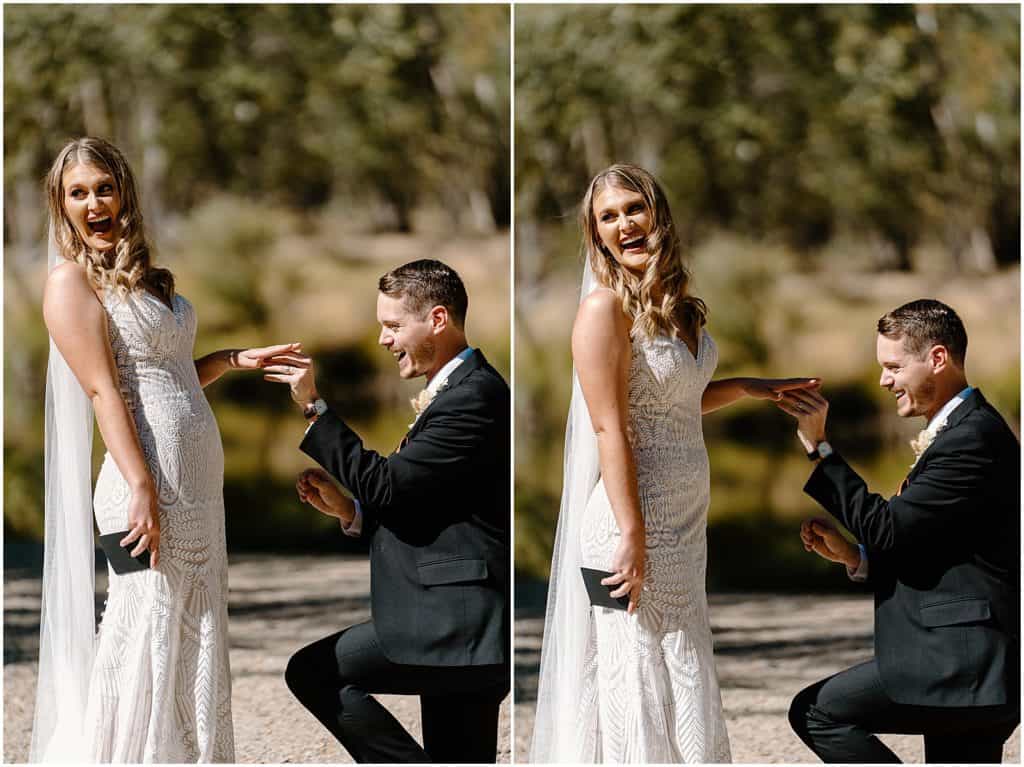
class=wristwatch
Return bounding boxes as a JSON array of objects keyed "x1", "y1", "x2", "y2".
[
  {"x1": 303, "y1": 398, "x2": 328, "y2": 420},
  {"x1": 806, "y1": 440, "x2": 834, "y2": 462}
]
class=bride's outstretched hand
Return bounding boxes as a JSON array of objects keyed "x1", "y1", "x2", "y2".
[
  {"x1": 745, "y1": 377, "x2": 821, "y2": 402},
  {"x1": 232, "y1": 342, "x2": 305, "y2": 370},
  {"x1": 603, "y1": 532, "x2": 646, "y2": 615}
]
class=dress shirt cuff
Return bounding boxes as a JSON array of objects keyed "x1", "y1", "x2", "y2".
[
  {"x1": 846, "y1": 544, "x2": 868, "y2": 582},
  {"x1": 340, "y1": 501, "x2": 363, "y2": 538}
]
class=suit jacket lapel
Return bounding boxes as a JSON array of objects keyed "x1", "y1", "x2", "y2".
[
  {"x1": 406, "y1": 349, "x2": 485, "y2": 440},
  {"x1": 907, "y1": 388, "x2": 985, "y2": 483}
]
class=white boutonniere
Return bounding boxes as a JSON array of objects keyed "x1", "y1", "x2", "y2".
[
  {"x1": 909, "y1": 415, "x2": 949, "y2": 468},
  {"x1": 408, "y1": 377, "x2": 449, "y2": 429}
]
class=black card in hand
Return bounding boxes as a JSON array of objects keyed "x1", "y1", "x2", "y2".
[
  {"x1": 580, "y1": 567, "x2": 629, "y2": 611},
  {"x1": 99, "y1": 531, "x2": 151, "y2": 574}
]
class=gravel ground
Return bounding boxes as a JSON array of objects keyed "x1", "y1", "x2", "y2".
[
  {"x1": 4, "y1": 552, "x2": 510, "y2": 763},
  {"x1": 6, "y1": 553, "x2": 1018, "y2": 764},
  {"x1": 515, "y1": 592, "x2": 1020, "y2": 763}
]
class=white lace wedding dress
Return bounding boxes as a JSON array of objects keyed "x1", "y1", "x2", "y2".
[
  {"x1": 87, "y1": 289, "x2": 234, "y2": 761},
  {"x1": 579, "y1": 330, "x2": 731, "y2": 763}
]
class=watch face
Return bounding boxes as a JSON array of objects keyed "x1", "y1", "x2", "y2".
[
  {"x1": 314, "y1": 398, "x2": 328, "y2": 416},
  {"x1": 817, "y1": 442, "x2": 833, "y2": 458}
]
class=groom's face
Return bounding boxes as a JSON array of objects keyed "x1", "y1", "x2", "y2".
[
  {"x1": 377, "y1": 292, "x2": 437, "y2": 380},
  {"x1": 876, "y1": 334, "x2": 938, "y2": 419}
]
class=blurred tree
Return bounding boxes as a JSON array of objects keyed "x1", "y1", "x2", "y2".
[
  {"x1": 3, "y1": 4, "x2": 509, "y2": 240},
  {"x1": 515, "y1": 4, "x2": 1019, "y2": 281}
]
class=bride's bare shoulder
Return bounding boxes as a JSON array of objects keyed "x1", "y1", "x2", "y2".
[
  {"x1": 576, "y1": 287, "x2": 624, "y2": 322},
  {"x1": 43, "y1": 261, "x2": 103, "y2": 321},
  {"x1": 572, "y1": 287, "x2": 630, "y2": 357},
  {"x1": 45, "y1": 260, "x2": 89, "y2": 291}
]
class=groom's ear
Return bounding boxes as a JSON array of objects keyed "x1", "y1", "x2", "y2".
[
  {"x1": 927, "y1": 344, "x2": 950, "y2": 373},
  {"x1": 429, "y1": 305, "x2": 449, "y2": 334}
]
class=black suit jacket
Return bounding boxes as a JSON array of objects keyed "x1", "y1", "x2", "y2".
[
  {"x1": 301, "y1": 349, "x2": 510, "y2": 668},
  {"x1": 805, "y1": 389, "x2": 1020, "y2": 708}
]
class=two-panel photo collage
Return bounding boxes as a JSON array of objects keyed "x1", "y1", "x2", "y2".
[{"x1": 3, "y1": 3, "x2": 1021, "y2": 765}]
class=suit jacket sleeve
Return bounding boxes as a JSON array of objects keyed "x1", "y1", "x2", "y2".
[
  {"x1": 804, "y1": 427, "x2": 993, "y2": 555},
  {"x1": 300, "y1": 382, "x2": 498, "y2": 527}
]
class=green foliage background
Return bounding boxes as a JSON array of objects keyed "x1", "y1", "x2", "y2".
[
  {"x1": 4, "y1": 5, "x2": 510, "y2": 549},
  {"x1": 514, "y1": 5, "x2": 1020, "y2": 589}
]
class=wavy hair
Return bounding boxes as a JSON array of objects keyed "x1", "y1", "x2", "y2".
[
  {"x1": 45, "y1": 137, "x2": 174, "y2": 304},
  {"x1": 580, "y1": 163, "x2": 706, "y2": 342}
]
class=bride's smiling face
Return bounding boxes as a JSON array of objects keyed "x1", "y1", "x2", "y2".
[
  {"x1": 592, "y1": 185, "x2": 653, "y2": 276},
  {"x1": 62, "y1": 163, "x2": 122, "y2": 252}
]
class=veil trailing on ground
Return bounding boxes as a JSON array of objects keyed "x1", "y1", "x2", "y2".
[
  {"x1": 529, "y1": 257, "x2": 604, "y2": 762},
  {"x1": 29, "y1": 225, "x2": 97, "y2": 762}
]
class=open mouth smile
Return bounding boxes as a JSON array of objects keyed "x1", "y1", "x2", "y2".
[
  {"x1": 620, "y1": 236, "x2": 645, "y2": 253},
  {"x1": 87, "y1": 216, "x2": 113, "y2": 235}
]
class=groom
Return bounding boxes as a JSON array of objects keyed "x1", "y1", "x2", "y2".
[
  {"x1": 779, "y1": 299, "x2": 1019, "y2": 763},
  {"x1": 268, "y1": 259, "x2": 510, "y2": 763}
]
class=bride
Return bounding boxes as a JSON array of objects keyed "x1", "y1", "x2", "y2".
[
  {"x1": 529, "y1": 163, "x2": 819, "y2": 762},
  {"x1": 31, "y1": 137, "x2": 304, "y2": 762}
]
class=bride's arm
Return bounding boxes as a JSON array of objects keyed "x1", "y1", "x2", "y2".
[
  {"x1": 43, "y1": 262, "x2": 161, "y2": 567},
  {"x1": 572, "y1": 289, "x2": 645, "y2": 614},
  {"x1": 701, "y1": 378, "x2": 755, "y2": 413},
  {"x1": 702, "y1": 376, "x2": 820, "y2": 414},
  {"x1": 195, "y1": 343, "x2": 304, "y2": 388}
]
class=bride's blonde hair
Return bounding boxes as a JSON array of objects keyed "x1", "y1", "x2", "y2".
[
  {"x1": 580, "y1": 163, "x2": 706, "y2": 342},
  {"x1": 45, "y1": 137, "x2": 174, "y2": 304}
]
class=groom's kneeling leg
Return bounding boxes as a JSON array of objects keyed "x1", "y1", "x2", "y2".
[
  {"x1": 336, "y1": 684, "x2": 430, "y2": 763},
  {"x1": 789, "y1": 660, "x2": 901, "y2": 763},
  {"x1": 285, "y1": 626, "x2": 429, "y2": 763},
  {"x1": 421, "y1": 675, "x2": 508, "y2": 764},
  {"x1": 286, "y1": 631, "x2": 347, "y2": 726},
  {"x1": 331, "y1": 622, "x2": 431, "y2": 763}
]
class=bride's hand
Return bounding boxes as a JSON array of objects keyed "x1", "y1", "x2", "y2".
[
  {"x1": 745, "y1": 377, "x2": 820, "y2": 402},
  {"x1": 121, "y1": 481, "x2": 161, "y2": 569},
  {"x1": 232, "y1": 342, "x2": 304, "y2": 371},
  {"x1": 603, "y1": 531, "x2": 645, "y2": 615}
]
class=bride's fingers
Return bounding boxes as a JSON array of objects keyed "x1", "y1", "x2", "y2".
[
  {"x1": 130, "y1": 533, "x2": 150, "y2": 557},
  {"x1": 120, "y1": 527, "x2": 141, "y2": 547},
  {"x1": 608, "y1": 582, "x2": 631, "y2": 599},
  {"x1": 263, "y1": 373, "x2": 291, "y2": 383},
  {"x1": 774, "y1": 378, "x2": 821, "y2": 392},
  {"x1": 254, "y1": 343, "x2": 303, "y2": 357},
  {"x1": 260, "y1": 354, "x2": 311, "y2": 366},
  {"x1": 600, "y1": 571, "x2": 626, "y2": 587},
  {"x1": 627, "y1": 585, "x2": 641, "y2": 615}
]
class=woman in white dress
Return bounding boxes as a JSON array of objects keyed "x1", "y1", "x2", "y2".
[
  {"x1": 31, "y1": 137, "x2": 304, "y2": 762},
  {"x1": 530, "y1": 164, "x2": 819, "y2": 762}
]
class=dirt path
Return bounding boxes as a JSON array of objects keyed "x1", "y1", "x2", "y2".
[
  {"x1": 4, "y1": 552, "x2": 510, "y2": 763},
  {"x1": 515, "y1": 592, "x2": 1020, "y2": 763}
]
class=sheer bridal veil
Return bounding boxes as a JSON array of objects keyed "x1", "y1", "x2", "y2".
[
  {"x1": 29, "y1": 225, "x2": 97, "y2": 762},
  {"x1": 529, "y1": 258, "x2": 603, "y2": 762}
]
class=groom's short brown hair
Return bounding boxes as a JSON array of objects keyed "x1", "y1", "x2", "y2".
[
  {"x1": 877, "y1": 299, "x2": 968, "y2": 367},
  {"x1": 379, "y1": 259, "x2": 468, "y2": 328}
]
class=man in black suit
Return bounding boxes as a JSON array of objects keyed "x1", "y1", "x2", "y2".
[
  {"x1": 266, "y1": 259, "x2": 509, "y2": 763},
  {"x1": 779, "y1": 299, "x2": 1019, "y2": 763}
]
